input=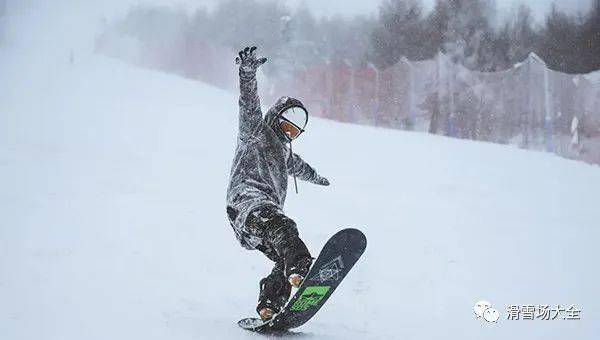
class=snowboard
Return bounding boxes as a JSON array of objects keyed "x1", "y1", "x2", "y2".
[{"x1": 238, "y1": 228, "x2": 367, "y2": 332}]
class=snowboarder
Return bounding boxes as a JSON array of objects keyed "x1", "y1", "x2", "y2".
[{"x1": 226, "y1": 46, "x2": 330, "y2": 321}]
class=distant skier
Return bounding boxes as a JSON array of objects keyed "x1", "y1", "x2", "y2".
[{"x1": 226, "y1": 46, "x2": 330, "y2": 321}]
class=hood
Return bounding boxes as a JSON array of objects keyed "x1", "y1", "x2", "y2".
[{"x1": 264, "y1": 96, "x2": 308, "y2": 143}]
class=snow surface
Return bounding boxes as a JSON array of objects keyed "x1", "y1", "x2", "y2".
[
  {"x1": 586, "y1": 69, "x2": 600, "y2": 83},
  {"x1": 2, "y1": 32, "x2": 600, "y2": 340}
]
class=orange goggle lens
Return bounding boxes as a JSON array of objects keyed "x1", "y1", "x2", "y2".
[{"x1": 280, "y1": 120, "x2": 302, "y2": 139}]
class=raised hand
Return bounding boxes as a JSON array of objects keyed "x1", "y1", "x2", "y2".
[{"x1": 235, "y1": 46, "x2": 267, "y2": 74}]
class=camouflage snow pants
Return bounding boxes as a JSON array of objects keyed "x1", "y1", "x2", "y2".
[{"x1": 227, "y1": 205, "x2": 311, "y2": 312}]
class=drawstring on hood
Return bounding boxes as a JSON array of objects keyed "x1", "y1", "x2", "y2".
[{"x1": 288, "y1": 138, "x2": 299, "y2": 194}]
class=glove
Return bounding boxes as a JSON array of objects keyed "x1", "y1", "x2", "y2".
[
  {"x1": 315, "y1": 176, "x2": 330, "y2": 186},
  {"x1": 235, "y1": 46, "x2": 267, "y2": 76}
]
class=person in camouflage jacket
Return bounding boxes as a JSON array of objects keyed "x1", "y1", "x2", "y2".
[{"x1": 226, "y1": 46, "x2": 330, "y2": 320}]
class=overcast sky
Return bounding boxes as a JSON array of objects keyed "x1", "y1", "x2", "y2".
[{"x1": 4, "y1": 0, "x2": 596, "y2": 48}]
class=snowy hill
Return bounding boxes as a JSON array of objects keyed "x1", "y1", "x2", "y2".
[
  {"x1": 586, "y1": 69, "x2": 600, "y2": 83},
  {"x1": 2, "y1": 43, "x2": 600, "y2": 340}
]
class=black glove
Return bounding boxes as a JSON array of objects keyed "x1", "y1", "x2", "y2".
[
  {"x1": 315, "y1": 175, "x2": 330, "y2": 186},
  {"x1": 235, "y1": 46, "x2": 267, "y2": 76}
]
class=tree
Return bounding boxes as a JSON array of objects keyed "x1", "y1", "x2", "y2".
[
  {"x1": 579, "y1": 0, "x2": 600, "y2": 72},
  {"x1": 538, "y1": 4, "x2": 582, "y2": 72},
  {"x1": 506, "y1": 5, "x2": 538, "y2": 65},
  {"x1": 441, "y1": 0, "x2": 497, "y2": 70},
  {"x1": 370, "y1": 0, "x2": 429, "y2": 68}
]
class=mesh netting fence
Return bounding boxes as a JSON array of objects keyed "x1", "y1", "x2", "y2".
[{"x1": 267, "y1": 52, "x2": 600, "y2": 163}]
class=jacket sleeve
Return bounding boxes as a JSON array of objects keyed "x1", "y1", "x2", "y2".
[
  {"x1": 237, "y1": 70, "x2": 263, "y2": 141},
  {"x1": 287, "y1": 152, "x2": 329, "y2": 186}
]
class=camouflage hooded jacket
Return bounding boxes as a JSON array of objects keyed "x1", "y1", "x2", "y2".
[{"x1": 226, "y1": 65, "x2": 329, "y2": 250}]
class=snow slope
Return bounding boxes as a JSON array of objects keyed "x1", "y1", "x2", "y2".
[
  {"x1": 2, "y1": 45, "x2": 600, "y2": 339},
  {"x1": 586, "y1": 69, "x2": 600, "y2": 83}
]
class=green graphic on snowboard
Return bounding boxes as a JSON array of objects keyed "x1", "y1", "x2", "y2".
[{"x1": 290, "y1": 286, "x2": 331, "y2": 312}]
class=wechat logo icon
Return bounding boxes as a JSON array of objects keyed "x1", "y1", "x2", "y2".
[{"x1": 474, "y1": 300, "x2": 500, "y2": 323}]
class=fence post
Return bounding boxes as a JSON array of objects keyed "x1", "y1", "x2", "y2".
[
  {"x1": 368, "y1": 62, "x2": 379, "y2": 126},
  {"x1": 543, "y1": 64, "x2": 554, "y2": 152},
  {"x1": 345, "y1": 59, "x2": 355, "y2": 122},
  {"x1": 401, "y1": 57, "x2": 416, "y2": 130}
]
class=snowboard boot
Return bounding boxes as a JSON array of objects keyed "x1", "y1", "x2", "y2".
[
  {"x1": 285, "y1": 252, "x2": 313, "y2": 288},
  {"x1": 256, "y1": 272, "x2": 292, "y2": 320},
  {"x1": 258, "y1": 307, "x2": 276, "y2": 321}
]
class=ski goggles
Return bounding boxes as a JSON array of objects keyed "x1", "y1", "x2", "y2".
[{"x1": 278, "y1": 106, "x2": 308, "y2": 140}]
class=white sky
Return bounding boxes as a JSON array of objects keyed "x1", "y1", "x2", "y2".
[{"x1": 4, "y1": 0, "x2": 595, "y2": 48}]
